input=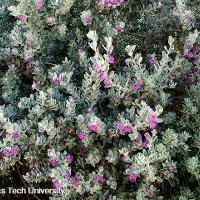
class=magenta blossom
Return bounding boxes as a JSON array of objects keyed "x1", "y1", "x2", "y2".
[
  {"x1": 77, "y1": 132, "x2": 86, "y2": 140},
  {"x1": 124, "y1": 96, "x2": 130, "y2": 101},
  {"x1": 106, "y1": 55, "x2": 115, "y2": 64},
  {"x1": 82, "y1": 16, "x2": 92, "y2": 26},
  {"x1": 64, "y1": 171, "x2": 71, "y2": 181},
  {"x1": 132, "y1": 79, "x2": 143, "y2": 91},
  {"x1": 187, "y1": 51, "x2": 193, "y2": 59},
  {"x1": 147, "y1": 112, "x2": 158, "y2": 129},
  {"x1": 115, "y1": 22, "x2": 125, "y2": 33},
  {"x1": 101, "y1": 0, "x2": 125, "y2": 8},
  {"x1": 47, "y1": 148, "x2": 53, "y2": 155},
  {"x1": 87, "y1": 107, "x2": 93, "y2": 113},
  {"x1": 149, "y1": 58, "x2": 157, "y2": 65},
  {"x1": 26, "y1": 39, "x2": 33, "y2": 46},
  {"x1": 52, "y1": 180, "x2": 61, "y2": 189},
  {"x1": 143, "y1": 132, "x2": 151, "y2": 149},
  {"x1": 128, "y1": 172, "x2": 138, "y2": 183},
  {"x1": 25, "y1": 62, "x2": 32, "y2": 71},
  {"x1": 103, "y1": 77, "x2": 111, "y2": 88},
  {"x1": 168, "y1": 71, "x2": 176, "y2": 77},
  {"x1": 186, "y1": 43, "x2": 193, "y2": 50},
  {"x1": 116, "y1": 123, "x2": 133, "y2": 133},
  {"x1": 172, "y1": 7, "x2": 178, "y2": 16},
  {"x1": 134, "y1": 134, "x2": 142, "y2": 145},
  {"x1": 36, "y1": 0, "x2": 43, "y2": 9},
  {"x1": 87, "y1": 123, "x2": 100, "y2": 133},
  {"x1": 95, "y1": 63, "x2": 101, "y2": 71},
  {"x1": 52, "y1": 74, "x2": 62, "y2": 85},
  {"x1": 10, "y1": 145, "x2": 20, "y2": 155},
  {"x1": 73, "y1": 176, "x2": 80, "y2": 187},
  {"x1": 120, "y1": 155, "x2": 127, "y2": 162},
  {"x1": 1, "y1": 145, "x2": 20, "y2": 157},
  {"x1": 98, "y1": 69, "x2": 106, "y2": 80},
  {"x1": 101, "y1": 0, "x2": 109, "y2": 8},
  {"x1": 18, "y1": 14, "x2": 26, "y2": 22},
  {"x1": 49, "y1": 157, "x2": 58, "y2": 167},
  {"x1": 94, "y1": 175, "x2": 105, "y2": 184},
  {"x1": 11, "y1": 131, "x2": 20, "y2": 140},
  {"x1": 32, "y1": 80, "x2": 40, "y2": 91},
  {"x1": 143, "y1": 140, "x2": 150, "y2": 149},
  {"x1": 66, "y1": 154, "x2": 73, "y2": 164},
  {"x1": 1, "y1": 148, "x2": 11, "y2": 157},
  {"x1": 144, "y1": 132, "x2": 151, "y2": 139}
]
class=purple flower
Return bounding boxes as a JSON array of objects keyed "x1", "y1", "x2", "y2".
[
  {"x1": 66, "y1": 154, "x2": 73, "y2": 164},
  {"x1": 11, "y1": 145, "x2": 20, "y2": 155},
  {"x1": 116, "y1": 123, "x2": 133, "y2": 133},
  {"x1": 149, "y1": 58, "x2": 157, "y2": 65},
  {"x1": 186, "y1": 43, "x2": 193, "y2": 50},
  {"x1": 149, "y1": 122, "x2": 157, "y2": 129},
  {"x1": 143, "y1": 140, "x2": 150, "y2": 149},
  {"x1": 101, "y1": 0, "x2": 125, "y2": 8},
  {"x1": 47, "y1": 148, "x2": 53, "y2": 155},
  {"x1": 124, "y1": 96, "x2": 130, "y2": 101},
  {"x1": 11, "y1": 131, "x2": 20, "y2": 140},
  {"x1": 32, "y1": 80, "x2": 40, "y2": 91},
  {"x1": 87, "y1": 124, "x2": 100, "y2": 133},
  {"x1": 103, "y1": 77, "x2": 111, "y2": 88},
  {"x1": 147, "y1": 112, "x2": 158, "y2": 129},
  {"x1": 52, "y1": 180, "x2": 61, "y2": 189},
  {"x1": 187, "y1": 51, "x2": 193, "y2": 59},
  {"x1": 26, "y1": 39, "x2": 33, "y2": 46},
  {"x1": 128, "y1": 172, "x2": 138, "y2": 183},
  {"x1": 168, "y1": 72, "x2": 176, "y2": 77},
  {"x1": 81, "y1": 10, "x2": 92, "y2": 26},
  {"x1": 36, "y1": 0, "x2": 43, "y2": 9},
  {"x1": 77, "y1": 132, "x2": 86, "y2": 140},
  {"x1": 132, "y1": 79, "x2": 143, "y2": 91},
  {"x1": 79, "y1": 48, "x2": 85, "y2": 53},
  {"x1": 52, "y1": 74, "x2": 62, "y2": 85},
  {"x1": 98, "y1": 69, "x2": 106, "y2": 80},
  {"x1": 115, "y1": 22, "x2": 125, "y2": 33},
  {"x1": 106, "y1": 55, "x2": 115, "y2": 64},
  {"x1": 25, "y1": 62, "x2": 32, "y2": 71},
  {"x1": 87, "y1": 107, "x2": 93, "y2": 113},
  {"x1": 186, "y1": 11, "x2": 195, "y2": 26},
  {"x1": 49, "y1": 157, "x2": 58, "y2": 167},
  {"x1": 73, "y1": 176, "x2": 80, "y2": 187},
  {"x1": 82, "y1": 16, "x2": 92, "y2": 26},
  {"x1": 94, "y1": 63, "x2": 101, "y2": 71},
  {"x1": 1, "y1": 148, "x2": 11, "y2": 157},
  {"x1": 94, "y1": 175, "x2": 105, "y2": 184},
  {"x1": 1, "y1": 145, "x2": 20, "y2": 157},
  {"x1": 18, "y1": 14, "x2": 26, "y2": 22},
  {"x1": 120, "y1": 155, "x2": 127, "y2": 162},
  {"x1": 64, "y1": 171, "x2": 71, "y2": 181},
  {"x1": 134, "y1": 134, "x2": 142, "y2": 144},
  {"x1": 144, "y1": 132, "x2": 151, "y2": 139}
]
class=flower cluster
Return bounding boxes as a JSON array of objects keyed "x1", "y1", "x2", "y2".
[
  {"x1": 1, "y1": 145, "x2": 20, "y2": 158},
  {"x1": 101, "y1": 0, "x2": 125, "y2": 8},
  {"x1": 81, "y1": 10, "x2": 93, "y2": 26}
]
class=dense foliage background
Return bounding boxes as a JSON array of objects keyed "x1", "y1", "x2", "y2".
[{"x1": 0, "y1": 0, "x2": 200, "y2": 199}]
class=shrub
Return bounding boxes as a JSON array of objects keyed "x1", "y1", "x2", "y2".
[{"x1": 0, "y1": 0, "x2": 199, "y2": 199}]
